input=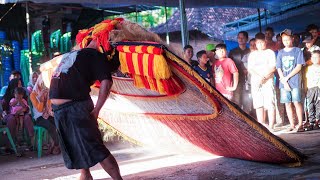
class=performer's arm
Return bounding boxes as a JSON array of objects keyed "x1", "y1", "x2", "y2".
[{"x1": 91, "y1": 79, "x2": 113, "y2": 120}]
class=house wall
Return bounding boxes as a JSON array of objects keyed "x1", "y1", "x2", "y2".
[
  {"x1": 159, "y1": 30, "x2": 221, "y2": 60},
  {"x1": 30, "y1": 15, "x2": 64, "y2": 36}
]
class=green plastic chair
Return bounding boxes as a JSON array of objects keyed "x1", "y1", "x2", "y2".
[
  {"x1": 27, "y1": 100, "x2": 49, "y2": 158},
  {"x1": 33, "y1": 125, "x2": 48, "y2": 158},
  {"x1": 24, "y1": 124, "x2": 48, "y2": 158},
  {"x1": 0, "y1": 125, "x2": 18, "y2": 156}
]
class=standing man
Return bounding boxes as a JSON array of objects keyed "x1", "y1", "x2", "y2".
[
  {"x1": 265, "y1": 27, "x2": 278, "y2": 51},
  {"x1": 229, "y1": 31, "x2": 250, "y2": 109},
  {"x1": 49, "y1": 38, "x2": 123, "y2": 180}
]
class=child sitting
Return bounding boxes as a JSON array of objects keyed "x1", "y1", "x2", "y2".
[
  {"x1": 305, "y1": 50, "x2": 320, "y2": 130},
  {"x1": 9, "y1": 87, "x2": 29, "y2": 138},
  {"x1": 193, "y1": 50, "x2": 212, "y2": 83},
  {"x1": 213, "y1": 44, "x2": 239, "y2": 101}
]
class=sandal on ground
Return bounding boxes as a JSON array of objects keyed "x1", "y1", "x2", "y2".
[
  {"x1": 45, "y1": 146, "x2": 53, "y2": 155},
  {"x1": 296, "y1": 126, "x2": 305, "y2": 132},
  {"x1": 52, "y1": 146, "x2": 61, "y2": 155},
  {"x1": 286, "y1": 127, "x2": 295, "y2": 132},
  {"x1": 304, "y1": 122, "x2": 313, "y2": 131},
  {"x1": 313, "y1": 121, "x2": 320, "y2": 130},
  {"x1": 275, "y1": 123, "x2": 284, "y2": 127},
  {"x1": 42, "y1": 144, "x2": 49, "y2": 150}
]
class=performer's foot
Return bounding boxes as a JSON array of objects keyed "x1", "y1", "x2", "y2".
[
  {"x1": 79, "y1": 173, "x2": 93, "y2": 180},
  {"x1": 79, "y1": 169, "x2": 93, "y2": 180}
]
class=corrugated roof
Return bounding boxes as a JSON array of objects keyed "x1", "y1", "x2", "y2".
[{"x1": 150, "y1": 8, "x2": 257, "y2": 40}]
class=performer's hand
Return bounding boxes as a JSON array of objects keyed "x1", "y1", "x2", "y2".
[{"x1": 90, "y1": 109, "x2": 99, "y2": 120}]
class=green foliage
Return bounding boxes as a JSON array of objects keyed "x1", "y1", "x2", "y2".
[{"x1": 107, "y1": 6, "x2": 176, "y2": 28}]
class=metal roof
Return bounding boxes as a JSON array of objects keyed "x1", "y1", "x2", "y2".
[
  {"x1": 150, "y1": 7, "x2": 256, "y2": 41},
  {"x1": 223, "y1": 0, "x2": 320, "y2": 38},
  {"x1": 0, "y1": 0, "x2": 314, "y2": 9}
]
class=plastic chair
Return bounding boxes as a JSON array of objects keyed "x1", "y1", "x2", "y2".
[
  {"x1": 33, "y1": 125, "x2": 48, "y2": 158},
  {"x1": 0, "y1": 125, "x2": 18, "y2": 156}
]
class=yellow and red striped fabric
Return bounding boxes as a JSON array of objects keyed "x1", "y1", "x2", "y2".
[{"x1": 117, "y1": 45, "x2": 184, "y2": 95}]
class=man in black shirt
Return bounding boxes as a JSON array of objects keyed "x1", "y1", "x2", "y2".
[{"x1": 49, "y1": 39, "x2": 122, "y2": 180}]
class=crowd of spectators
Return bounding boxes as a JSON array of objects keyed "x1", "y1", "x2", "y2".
[
  {"x1": 0, "y1": 70, "x2": 60, "y2": 156},
  {"x1": 183, "y1": 24, "x2": 320, "y2": 132}
]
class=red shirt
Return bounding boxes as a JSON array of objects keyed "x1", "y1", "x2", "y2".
[{"x1": 213, "y1": 58, "x2": 238, "y2": 97}]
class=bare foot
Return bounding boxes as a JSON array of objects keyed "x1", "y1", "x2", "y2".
[{"x1": 79, "y1": 174, "x2": 93, "y2": 180}]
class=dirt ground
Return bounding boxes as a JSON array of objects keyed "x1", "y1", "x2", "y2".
[{"x1": 0, "y1": 127, "x2": 320, "y2": 180}]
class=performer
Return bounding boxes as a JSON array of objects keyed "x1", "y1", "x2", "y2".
[{"x1": 49, "y1": 38, "x2": 122, "y2": 179}]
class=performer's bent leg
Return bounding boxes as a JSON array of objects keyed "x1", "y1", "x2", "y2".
[{"x1": 100, "y1": 154, "x2": 122, "y2": 180}]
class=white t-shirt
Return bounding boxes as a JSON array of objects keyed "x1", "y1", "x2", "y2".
[{"x1": 248, "y1": 49, "x2": 276, "y2": 88}]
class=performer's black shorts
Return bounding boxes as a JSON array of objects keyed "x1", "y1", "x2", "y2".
[{"x1": 52, "y1": 99, "x2": 110, "y2": 169}]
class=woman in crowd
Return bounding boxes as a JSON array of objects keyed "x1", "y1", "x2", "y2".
[
  {"x1": 2, "y1": 78, "x2": 34, "y2": 146},
  {"x1": 27, "y1": 72, "x2": 39, "y2": 94},
  {"x1": 30, "y1": 74, "x2": 60, "y2": 155}
]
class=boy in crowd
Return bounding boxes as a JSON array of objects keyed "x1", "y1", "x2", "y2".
[
  {"x1": 242, "y1": 38, "x2": 257, "y2": 66},
  {"x1": 292, "y1": 34, "x2": 301, "y2": 48},
  {"x1": 241, "y1": 38, "x2": 257, "y2": 116},
  {"x1": 229, "y1": 31, "x2": 250, "y2": 108},
  {"x1": 302, "y1": 36, "x2": 320, "y2": 64},
  {"x1": 248, "y1": 33, "x2": 276, "y2": 130},
  {"x1": 213, "y1": 44, "x2": 239, "y2": 100},
  {"x1": 274, "y1": 33, "x2": 287, "y2": 126},
  {"x1": 183, "y1": 45, "x2": 198, "y2": 66},
  {"x1": 193, "y1": 50, "x2": 212, "y2": 83},
  {"x1": 276, "y1": 29, "x2": 305, "y2": 132},
  {"x1": 206, "y1": 43, "x2": 216, "y2": 66},
  {"x1": 306, "y1": 24, "x2": 320, "y2": 47},
  {"x1": 276, "y1": 34, "x2": 284, "y2": 50},
  {"x1": 305, "y1": 50, "x2": 320, "y2": 130}
]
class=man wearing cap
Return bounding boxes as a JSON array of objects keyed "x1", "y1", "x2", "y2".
[
  {"x1": 228, "y1": 31, "x2": 250, "y2": 109},
  {"x1": 276, "y1": 29, "x2": 305, "y2": 132},
  {"x1": 206, "y1": 43, "x2": 216, "y2": 66}
]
